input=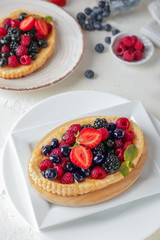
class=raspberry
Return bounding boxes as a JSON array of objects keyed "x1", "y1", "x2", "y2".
[
  {"x1": 116, "y1": 117, "x2": 130, "y2": 130},
  {"x1": 68, "y1": 124, "x2": 82, "y2": 134},
  {"x1": 8, "y1": 56, "x2": 19, "y2": 67},
  {"x1": 11, "y1": 19, "x2": 20, "y2": 28},
  {"x1": 114, "y1": 139, "x2": 124, "y2": 149},
  {"x1": 97, "y1": 128, "x2": 109, "y2": 141},
  {"x1": 57, "y1": 157, "x2": 70, "y2": 168},
  {"x1": 64, "y1": 130, "x2": 76, "y2": 145},
  {"x1": 20, "y1": 35, "x2": 31, "y2": 46},
  {"x1": 91, "y1": 166, "x2": 107, "y2": 179},
  {"x1": 20, "y1": 55, "x2": 31, "y2": 65},
  {"x1": 116, "y1": 43, "x2": 126, "y2": 56},
  {"x1": 123, "y1": 50, "x2": 134, "y2": 62},
  {"x1": 50, "y1": 148, "x2": 63, "y2": 158},
  {"x1": 39, "y1": 159, "x2": 53, "y2": 171},
  {"x1": 3, "y1": 18, "x2": 11, "y2": 27},
  {"x1": 134, "y1": 40, "x2": 143, "y2": 50},
  {"x1": 115, "y1": 148, "x2": 124, "y2": 162},
  {"x1": 134, "y1": 50, "x2": 143, "y2": 61},
  {"x1": 128, "y1": 47, "x2": 135, "y2": 53},
  {"x1": 141, "y1": 43, "x2": 145, "y2": 52},
  {"x1": 124, "y1": 130, "x2": 135, "y2": 142},
  {"x1": 0, "y1": 27, "x2": 7, "y2": 38},
  {"x1": 16, "y1": 45, "x2": 28, "y2": 57},
  {"x1": 61, "y1": 172, "x2": 74, "y2": 184},
  {"x1": 59, "y1": 140, "x2": 68, "y2": 148},
  {"x1": 47, "y1": 23, "x2": 53, "y2": 33},
  {"x1": 121, "y1": 36, "x2": 134, "y2": 47},
  {"x1": 1, "y1": 45, "x2": 10, "y2": 53},
  {"x1": 35, "y1": 32, "x2": 46, "y2": 40},
  {"x1": 123, "y1": 141, "x2": 132, "y2": 150},
  {"x1": 131, "y1": 35, "x2": 138, "y2": 44},
  {"x1": 54, "y1": 165, "x2": 64, "y2": 178}
]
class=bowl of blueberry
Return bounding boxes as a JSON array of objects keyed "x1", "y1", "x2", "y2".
[{"x1": 110, "y1": 32, "x2": 154, "y2": 65}]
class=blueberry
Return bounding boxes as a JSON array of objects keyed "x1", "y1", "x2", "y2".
[
  {"x1": 0, "y1": 58, "x2": 7, "y2": 67},
  {"x1": 62, "y1": 133, "x2": 66, "y2": 141},
  {"x1": 104, "y1": 5, "x2": 110, "y2": 12},
  {"x1": 96, "y1": 14, "x2": 103, "y2": 22},
  {"x1": 65, "y1": 162, "x2": 75, "y2": 173},
  {"x1": 84, "y1": 7, "x2": 92, "y2": 15},
  {"x1": 73, "y1": 172, "x2": 83, "y2": 182},
  {"x1": 112, "y1": 29, "x2": 120, "y2": 36},
  {"x1": 113, "y1": 129, "x2": 124, "y2": 139},
  {"x1": 93, "y1": 21, "x2": 102, "y2": 30},
  {"x1": 79, "y1": 21, "x2": 85, "y2": 30},
  {"x1": 98, "y1": 1, "x2": 105, "y2": 8},
  {"x1": 81, "y1": 168, "x2": 91, "y2": 177},
  {"x1": 85, "y1": 23, "x2": 94, "y2": 31},
  {"x1": 93, "y1": 6, "x2": 102, "y2": 14},
  {"x1": 90, "y1": 11, "x2": 97, "y2": 18},
  {"x1": 105, "y1": 139, "x2": 114, "y2": 148},
  {"x1": 42, "y1": 170, "x2": 46, "y2": 178},
  {"x1": 108, "y1": 123, "x2": 116, "y2": 131},
  {"x1": 1, "y1": 52, "x2": 9, "y2": 59},
  {"x1": 37, "y1": 39, "x2": 48, "y2": 48},
  {"x1": 29, "y1": 53, "x2": 37, "y2": 60},
  {"x1": 85, "y1": 69, "x2": 94, "y2": 79},
  {"x1": 105, "y1": 36, "x2": 111, "y2": 44},
  {"x1": 19, "y1": 12, "x2": 27, "y2": 21},
  {"x1": 95, "y1": 43, "x2": 104, "y2": 53},
  {"x1": 51, "y1": 138, "x2": 59, "y2": 149},
  {"x1": 45, "y1": 168, "x2": 58, "y2": 180},
  {"x1": 61, "y1": 145, "x2": 70, "y2": 157},
  {"x1": 107, "y1": 148, "x2": 115, "y2": 154},
  {"x1": 77, "y1": 12, "x2": 86, "y2": 22},
  {"x1": 41, "y1": 145, "x2": 51, "y2": 156},
  {"x1": 49, "y1": 154, "x2": 61, "y2": 163},
  {"x1": 108, "y1": 130, "x2": 114, "y2": 139},
  {"x1": 104, "y1": 23, "x2": 112, "y2": 31},
  {"x1": 102, "y1": 11, "x2": 110, "y2": 17},
  {"x1": 93, "y1": 153, "x2": 105, "y2": 165}
]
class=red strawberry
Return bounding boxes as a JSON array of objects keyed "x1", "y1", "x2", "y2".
[
  {"x1": 35, "y1": 18, "x2": 48, "y2": 36},
  {"x1": 70, "y1": 145, "x2": 93, "y2": 169},
  {"x1": 97, "y1": 128, "x2": 109, "y2": 141},
  {"x1": 78, "y1": 128, "x2": 102, "y2": 149},
  {"x1": 49, "y1": 0, "x2": 66, "y2": 7},
  {"x1": 20, "y1": 16, "x2": 35, "y2": 32}
]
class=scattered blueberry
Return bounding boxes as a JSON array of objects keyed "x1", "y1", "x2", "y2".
[
  {"x1": 41, "y1": 145, "x2": 51, "y2": 156},
  {"x1": 96, "y1": 14, "x2": 103, "y2": 22},
  {"x1": 102, "y1": 11, "x2": 110, "y2": 17},
  {"x1": 51, "y1": 138, "x2": 59, "y2": 149},
  {"x1": 84, "y1": 7, "x2": 92, "y2": 15},
  {"x1": 93, "y1": 21, "x2": 102, "y2": 30},
  {"x1": 77, "y1": 12, "x2": 86, "y2": 22},
  {"x1": 105, "y1": 36, "x2": 111, "y2": 44},
  {"x1": 108, "y1": 123, "x2": 116, "y2": 131},
  {"x1": 113, "y1": 129, "x2": 124, "y2": 139},
  {"x1": 104, "y1": 23, "x2": 112, "y2": 31},
  {"x1": 93, "y1": 153, "x2": 105, "y2": 165},
  {"x1": 95, "y1": 43, "x2": 104, "y2": 53},
  {"x1": 93, "y1": 6, "x2": 102, "y2": 14},
  {"x1": 112, "y1": 29, "x2": 120, "y2": 36},
  {"x1": 61, "y1": 145, "x2": 70, "y2": 157},
  {"x1": 98, "y1": 1, "x2": 105, "y2": 8},
  {"x1": 79, "y1": 21, "x2": 85, "y2": 30},
  {"x1": 73, "y1": 172, "x2": 84, "y2": 182},
  {"x1": 45, "y1": 168, "x2": 58, "y2": 180},
  {"x1": 49, "y1": 154, "x2": 61, "y2": 163},
  {"x1": 85, "y1": 69, "x2": 94, "y2": 79},
  {"x1": 85, "y1": 23, "x2": 94, "y2": 31}
]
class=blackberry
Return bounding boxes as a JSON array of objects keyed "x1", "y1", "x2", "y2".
[
  {"x1": 1, "y1": 36, "x2": 10, "y2": 45},
  {"x1": 94, "y1": 118, "x2": 108, "y2": 129},
  {"x1": 4, "y1": 24, "x2": 10, "y2": 30},
  {"x1": 27, "y1": 32, "x2": 35, "y2": 41},
  {"x1": 10, "y1": 41, "x2": 19, "y2": 51},
  {"x1": 104, "y1": 139, "x2": 114, "y2": 148},
  {"x1": 8, "y1": 28, "x2": 21, "y2": 36},
  {"x1": 30, "y1": 28, "x2": 37, "y2": 34},
  {"x1": 11, "y1": 35, "x2": 20, "y2": 42},
  {"x1": 93, "y1": 142, "x2": 105, "y2": 153},
  {"x1": 102, "y1": 154, "x2": 121, "y2": 174},
  {"x1": 29, "y1": 52, "x2": 37, "y2": 60},
  {"x1": 81, "y1": 124, "x2": 93, "y2": 129},
  {"x1": 28, "y1": 42, "x2": 40, "y2": 53}
]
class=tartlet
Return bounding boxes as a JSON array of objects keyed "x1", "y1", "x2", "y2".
[
  {"x1": 0, "y1": 10, "x2": 56, "y2": 79},
  {"x1": 28, "y1": 116, "x2": 145, "y2": 204}
]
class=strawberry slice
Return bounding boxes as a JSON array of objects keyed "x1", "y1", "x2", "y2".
[
  {"x1": 35, "y1": 18, "x2": 48, "y2": 36},
  {"x1": 49, "y1": 0, "x2": 66, "y2": 7},
  {"x1": 20, "y1": 16, "x2": 35, "y2": 32},
  {"x1": 78, "y1": 128, "x2": 102, "y2": 149},
  {"x1": 70, "y1": 145, "x2": 93, "y2": 169}
]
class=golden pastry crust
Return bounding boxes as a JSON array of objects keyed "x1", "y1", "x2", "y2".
[
  {"x1": 28, "y1": 116, "x2": 145, "y2": 197},
  {"x1": 0, "y1": 10, "x2": 56, "y2": 79}
]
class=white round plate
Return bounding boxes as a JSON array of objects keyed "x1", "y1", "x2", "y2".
[
  {"x1": 110, "y1": 32, "x2": 154, "y2": 65},
  {"x1": 0, "y1": 0, "x2": 84, "y2": 91},
  {"x1": 2, "y1": 90, "x2": 160, "y2": 240}
]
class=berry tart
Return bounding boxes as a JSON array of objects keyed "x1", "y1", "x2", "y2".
[
  {"x1": 28, "y1": 116, "x2": 147, "y2": 206},
  {"x1": 0, "y1": 10, "x2": 55, "y2": 79}
]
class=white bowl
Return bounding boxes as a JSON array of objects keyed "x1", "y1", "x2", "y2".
[{"x1": 110, "y1": 32, "x2": 154, "y2": 65}]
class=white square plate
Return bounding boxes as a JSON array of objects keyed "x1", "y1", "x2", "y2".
[{"x1": 10, "y1": 101, "x2": 160, "y2": 230}]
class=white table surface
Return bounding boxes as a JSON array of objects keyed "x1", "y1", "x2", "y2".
[{"x1": 1, "y1": 0, "x2": 160, "y2": 239}]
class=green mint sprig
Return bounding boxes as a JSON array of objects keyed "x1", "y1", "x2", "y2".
[
  {"x1": 44, "y1": 16, "x2": 53, "y2": 23},
  {"x1": 119, "y1": 144, "x2": 138, "y2": 177}
]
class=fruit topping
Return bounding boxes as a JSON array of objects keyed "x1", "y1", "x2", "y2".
[
  {"x1": 0, "y1": 27, "x2": 7, "y2": 38},
  {"x1": 2, "y1": 18, "x2": 11, "y2": 27},
  {"x1": 60, "y1": 145, "x2": 70, "y2": 157},
  {"x1": 91, "y1": 166, "x2": 107, "y2": 179},
  {"x1": 115, "y1": 148, "x2": 124, "y2": 162},
  {"x1": 50, "y1": 148, "x2": 62, "y2": 158},
  {"x1": 78, "y1": 128, "x2": 102, "y2": 149},
  {"x1": 70, "y1": 145, "x2": 93, "y2": 169},
  {"x1": 20, "y1": 55, "x2": 31, "y2": 65},
  {"x1": 54, "y1": 165, "x2": 64, "y2": 178},
  {"x1": 123, "y1": 141, "x2": 132, "y2": 151},
  {"x1": 97, "y1": 128, "x2": 109, "y2": 141},
  {"x1": 114, "y1": 139, "x2": 123, "y2": 149},
  {"x1": 113, "y1": 129, "x2": 124, "y2": 139},
  {"x1": 51, "y1": 138, "x2": 59, "y2": 149},
  {"x1": 64, "y1": 130, "x2": 76, "y2": 145},
  {"x1": 8, "y1": 56, "x2": 19, "y2": 67},
  {"x1": 116, "y1": 117, "x2": 130, "y2": 130},
  {"x1": 93, "y1": 153, "x2": 105, "y2": 165},
  {"x1": 68, "y1": 124, "x2": 82, "y2": 134},
  {"x1": 57, "y1": 157, "x2": 70, "y2": 168},
  {"x1": 1, "y1": 45, "x2": 10, "y2": 53},
  {"x1": 94, "y1": 118, "x2": 108, "y2": 129},
  {"x1": 11, "y1": 19, "x2": 20, "y2": 28},
  {"x1": 16, "y1": 45, "x2": 28, "y2": 57},
  {"x1": 45, "y1": 168, "x2": 58, "y2": 180},
  {"x1": 41, "y1": 145, "x2": 51, "y2": 156},
  {"x1": 124, "y1": 130, "x2": 135, "y2": 141},
  {"x1": 39, "y1": 159, "x2": 53, "y2": 171},
  {"x1": 93, "y1": 142, "x2": 106, "y2": 154},
  {"x1": 61, "y1": 172, "x2": 74, "y2": 184},
  {"x1": 20, "y1": 16, "x2": 35, "y2": 31},
  {"x1": 49, "y1": 154, "x2": 61, "y2": 163},
  {"x1": 20, "y1": 34, "x2": 31, "y2": 46},
  {"x1": 59, "y1": 140, "x2": 68, "y2": 148},
  {"x1": 35, "y1": 18, "x2": 48, "y2": 36},
  {"x1": 73, "y1": 172, "x2": 84, "y2": 182},
  {"x1": 102, "y1": 154, "x2": 121, "y2": 174}
]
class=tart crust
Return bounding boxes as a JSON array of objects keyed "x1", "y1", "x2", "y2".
[
  {"x1": 28, "y1": 116, "x2": 145, "y2": 198},
  {"x1": 0, "y1": 10, "x2": 56, "y2": 79}
]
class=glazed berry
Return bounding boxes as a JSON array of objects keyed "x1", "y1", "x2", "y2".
[
  {"x1": 112, "y1": 29, "x2": 120, "y2": 36},
  {"x1": 11, "y1": 19, "x2": 20, "y2": 28},
  {"x1": 94, "y1": 118, "x2": 108, "y2": 129},
  {"x1": 105, "y1": 36, "x2": 111, "y2": 44},
  {"x1": 2, "y1": 18, "x2": 11, "y2": 27},
  {"x1": 51, "y1": 138, "x2": 59, "y2": 149},
  {"x1": 49, "y1": 154, "x2": 61, "y2": 163},
  {"x1": 64, "y1": 130, "x2": 76, "y2": 145},
  {"x1": 124, "y1": 130, "x2": 135, "y2": 141},
  {"x1": 20, "y1": 34, "x2": 31, "y2": 46},
  {"x1": 0, "y1": 27, "x2": 7, "y2": 38},
  {"x1": 107, "y1": 148, "x2": 115, "y2": 154},
  {"x1": 27, "y1": 32, "x2": 36, "y2": 41},
  {"x1": 97, "y1": 128, "x2": 109, "y2": 141},
  {"x1": 1, "y1": 45, "x2": 10, "y2": 53},
  {"x1": 114, "y1": 139, "x2": 123, "y2": 149},
  {"x1": 68, "y1": 124, "x2": 82, "y2": 134},
  {"x1": 20, "y1": 55, "x2": 31, "y2": 65},
  {"x1": 11, "y1": 35, "x2": 20, "y2": 42},
  {"x1": 47, "y1": 23, "x2": 53, "y2": 33},
  {"x1": 59, "y1": 140, "x2": 68, "y2": 148},
  {"x1": 73, "y1": 172, "x2": 84, "y2": 182},
  {"x1": 113, "y1": 129, "x2": 124, "y2": 139},
  {"x1": 123, "y1": 50, "x2": 134, "y2": 62},
  {"x1": 85, "y1": 69, "x2": 94, "y2": 79},
  {"x1": 82, "y1": 124, "x2": 93, "y2": 129},
  {"x1": 35, "y1": 32, "x2": 46, "y2": 40},
  {"x1": 29, "y1": 53, "x2": 36, "y2": 60},
  {"x1": 57, "y1": 157, "x2": 70, "y2": 168},
  {"x1": 93, "y1": 22, "x2": 102, "y2": 30},
  {"x1": 116, "y1": 118, "x2": 130, "y2": 130},
  {"x1": 1, "y1": 52, "x2": 9, "y2": 59},
  {"x1": 41, "y1": 145, "x2": 51, "y2": 156},
  {"x1": 61, "y1": 145, "x2": 70, "y2": 157},
  {"x1": 108, "y1": 123, "x2": 116, "y2": 131},
  {"x1": 115, "y1": 148, "x2": 124, "y2": 162},
  {"x1": 84, "y1": 7, "x2": 92, "y2": 15},
  {"x1": 78, "y1": 128, "x2": 102, "y2": 149},
  {"x1": 54, "y1": 165, "x2": 64, "y2": 178},
  {"x1": 28, "y1": 42, "x2": 39, "y2": 53},
  {"x1": 37, "y1": 39, "x2": 48, "y2": 48},
  {"x1": 80, "y1": 168, "x2": 91, "y2": 177},
  {"x1": 103, "y1": 154, "x2": 121, "y2": 174},
  {"x1": 91, "y1": 166, "x2": 107, "y2": 179},
  {"x1": 20, "y1": 16, "x2": 35, "y2": 32},
  {"x1": 1, "y1": 36, "x2": 10, "y2": 45},
  {"x1": 105, "y1": 139, "x2": 114, "y2": 148},
  {"x1": 123, "y1": 141, "x2": 132, "y2": 150},
  {"x1": 0, "y1": 58, "x2": 7, "y2": 67},
  {"x1": 104, "y1": 23, "x2": 112, "y2": 31},
  {"x1": 45, "y1": 168, "x2": 58, "y2": 180},
  {"x1": 98, "y1": 0, "x2": 105, "y2": 8},
  {"x1": 93, "y1": 153, "x2": 105, "y2": 164},
  {"x1": 16, "y1": 45, "x2": 28, "y2": 57},
  {"x1": 42, "y1": 170, "x2": 46, "y2": 178},
  {"x1": 65, "y1": 162, "x2": 75, "y2": 173},
  {"x1": 61, "y1": 172, "x2": 74, "y2": 184},
  {"x1": 50, "y1": 148, "x2": 62, "y2": 158},
  {"x1": 93, "y1": 142, "x2": 105, "y2": 153},
  {"x1": 39, "y1": 159, "x2": 53, "y2": 171},
  {"x1": 8, "y1": 56, "x2": 19, "y2": 67},
  {"x1": 10, "y1": 42, "x2": 19, "y2": 51},
  {"x1": 108, "y1": 130, "x2": 114, "y2": 139},
  {"x1": 19, "y1": 12, "x2": 28, "y2": 21}
]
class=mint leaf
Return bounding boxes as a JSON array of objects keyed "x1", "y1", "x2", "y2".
[
  {"x1": 119, "y1": 162, "x2": 129, "y2": 177},
  {"x1": 124, "y1": 144, "x2": 138, "y2": 162},
  {"x1": 35, "y1": 15, "x2": 41, "y2": 19},
  {"x1": 129, "y1": 162, "x2": 135, "y2": 168},
  {"x1": 44, "y1": 16, "x2": 53, "y2": 23}
]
